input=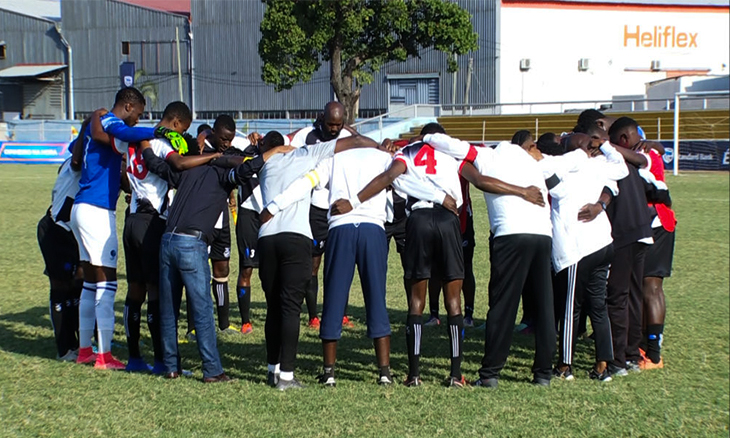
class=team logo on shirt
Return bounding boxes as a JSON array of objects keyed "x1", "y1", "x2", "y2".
[
  {"x1": 110, "y1": 249, "x2": 117, "y2": 259},
  {"x1": 223, "y1": 247, "x2": 231, "y2": 258}
]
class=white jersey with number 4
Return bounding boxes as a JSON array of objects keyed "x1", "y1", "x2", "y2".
[
  {"x1": 393, "y1": 142, "x2": 464, "y2": 211},
  {"x1": 126, "y1": 138, "x2": 175, "y2": 214}
]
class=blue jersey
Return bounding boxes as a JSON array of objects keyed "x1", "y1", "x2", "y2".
[{"x1": 74, "y1": 113, "x2": 156, "y2": 210}]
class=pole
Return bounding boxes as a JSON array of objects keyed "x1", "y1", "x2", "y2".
[
  {"x1": 657, "y1": 117, "x2": 661, "y2": 140},
  {"x1": 188, "y1": 25, "x2": 196, "y2": 118},
  {"x1": 451, "y1": 53, "x2": 457, "y2": 107},
  {"x1": 176, "y1": 28, "x2": 183, "y2": 102},
  {"x1": 482, "y1": 120, "x2": 486, "y2": 142},
  {"x1": 673, "y1": 94, "x2": 680, "y2": 176},
  {"x1": 462, "y1": 57, "x2": 473, "y2": 115}
]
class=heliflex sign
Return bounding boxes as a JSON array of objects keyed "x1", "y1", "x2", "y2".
[{"x1": 623, "y1": 25, "x2": 698, "y2": 48}]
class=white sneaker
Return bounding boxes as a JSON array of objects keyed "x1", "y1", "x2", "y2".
[{"x1": 57, "y1": 349, "x2": 78, "y2": 362}]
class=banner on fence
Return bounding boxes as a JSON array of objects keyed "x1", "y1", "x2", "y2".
[
  {"x1": 0, "y1": 142, "x2": 71, "y2": 164},
  {"x1": 661, "y1": 140, "x2": 729, "y2": 171}
]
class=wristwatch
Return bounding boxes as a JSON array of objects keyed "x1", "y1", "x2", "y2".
[{"x1": 599, "y1": 201, "x2": 607, "y2": 211}]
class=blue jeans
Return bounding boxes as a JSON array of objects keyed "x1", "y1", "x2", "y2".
[{"x1": 158, "y1": 232, "x2": 223, "y2": 378}]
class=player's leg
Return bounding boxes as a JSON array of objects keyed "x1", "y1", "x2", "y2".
[
  {"x1": 258, "y1": 236, "x2": 282, "y2": 385},
  {"x1": 527, "y1": 235, "x2": 556, "y2": 384},
  {"x1": 477, "y1": 234, "x2": 531, "y2": 385},
  {"x1": 276, "y1": 234, "x2": 312, "y2": 389},
  {"x1": 580, "y1": 244, "x2": 614, "y2": 380},
  {"x1": 210, "y1": 222, "x2": 234, "y2": 332},
  {"x1": 69, "y1": 204, "x2": 96, "y2": 363},
  {"x1": 606, "y1": 243, "x2": 635, "y2": 375},
  {"x1": 425, "y1": 277, "x2": 441, "y2": 325},
  {"x1": 235, "y1": 207, "x2": 260, "y2": 333},
  {"x1": 554, "y1": 263, "x2": 578, "y2": 379},
  {"x1": 355, "y1": 223, "x2": 392, "y2": 384},
  {"x1": 641, "y1": 227, "x2": 673, "y2": 368},
  {"x1": 122, "y1": 213, "x2": 151, "y2": 371},
  {"x1": 320, "y1": 225, "x2": 357, "y2": 386},
  {"x1": 626, "y1": 243, "x2": 648, "y2": 369},
  {"x1": 461, "y1": 239, "x2": 476, "y2": 327},
  {"x1": 158, "y1": 233, "x2": 184, "y2": 375},
  {"x1": 439, "y1": 207, "x2": 466, "y2": 385},
  {"x1": 141, "y1": 215, "x2": 166, "y2": 373},
  {"x1": 402, "y1": 210, "x2": 434, "y2": 385},
  {"x1": 306, "y1": 206, "x2": 329, "y2": 326},
  {"x1": 178, "y1": 235, "x2": 225, "y2": 380}
]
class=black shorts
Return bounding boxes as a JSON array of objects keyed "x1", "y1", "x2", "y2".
[
  {"x1": 210, "y1": 211, "x2": 232, "y2": 261},
  {"x1": 403, "y1": 207, "x2": 464, "y2": 281},
  {"x1": 310, "y1": 206, "x2": 329, "y2": 257},
  {"x1": 37, "y1": 214, "x2": 79, "y2": 280},
  {"x1": 123, "y1": 212, "x2": 166, "y2": 285},
  {"x1": 236, "y1": 207, "x2": 261, "y2": 268},
  {"x1": 385, "y1": 218, "x2": 406, "y2": 254},
  {"x1": 643, "y1": 226, "x2": 675, "y2": 278}
]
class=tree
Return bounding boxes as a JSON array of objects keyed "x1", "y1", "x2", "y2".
[
  {"x1": 258, "y1": 0, "x2": 478, "y2": 124},
  {"x1": 134, "y1": 69, "x2": 158, "y2": 119}
]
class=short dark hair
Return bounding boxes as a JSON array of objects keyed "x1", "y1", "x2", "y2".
[
  {"x1": 114, "y1": 87, "x2": 146, "y2": 107},
  {"x1": 419, "y1": 123, "x2": 446, "y2": 136},
  {"x1": 537, "y1": 132, "x2": 564, "y2": 156},
  {"x1": 197, "y1": 124, "x2": 212, "y2": 135},
  {"x1": 608, "y1": 116, "x2": 638, "y2": 140},
  {"x1": 511, "y1": 130, "x2": 532, "y2": 147},
  {"x1": 182, "y1": 133, "x2": 200, "y2": 156},
  {"x1": 576, "y1": 109, "x2": 605, "y2": 128},
  {"x1": 213, "y1": 115, "x2": 236, "y2": 133},
  {"x1": 162, "y1": 101, "x2": 192, "y2": 124},
  {"x1": 261, "y1": 131, "x2": 285, "y2": 149},
  {"x1": 583, "y1": 123, "x2": 606, "y2": 137}
]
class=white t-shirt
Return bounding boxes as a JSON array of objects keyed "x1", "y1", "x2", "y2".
[
  {"x1": 126, "y1": 138, "x2": 174, "y2": 214},
  {"x1": 289, "y1": 126, "x2": 352, "y2": 209},
  {"x1": 393, "y1": 142, "x2": 464, "y2": 211},
  {"x1": 50, "y1": 157, "x2": 82, "y2": 230},
  {"x1": 473, "y1": 142, "x2": 552, "y2": 238}
]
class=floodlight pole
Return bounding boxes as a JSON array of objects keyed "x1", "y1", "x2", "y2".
[{"x1": 673, "y1": 93, "x2": 680, "y2": 176}]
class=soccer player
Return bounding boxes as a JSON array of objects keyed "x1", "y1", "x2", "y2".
[
  {"x1": 121, "y1": 101, "x2": 218, "y2": 373},
  {"x1": 334, "y1": 124, "x2": 542, "y2": 387},
  {"x1": 256, "y1": 131, "x2": 379, "y2": 390},
  {"x1": 288, "y1": 102, "x2": 354, "y2": 329},
  {"x1": 541, "y1": 131, "x2": 628, "y2": 382},
  {"x1": 145, "y1": 132, "x2": 293, "y2": 382},
  {"x1": 37, "y1": 130, "x2": 87, "y2": 361},
  {"x1": 423, "y1": 130, "x2": 554, "y2": 387},
  {"x1": 69, "y1": 88, "x2": 158, "y2": 370},
  {"x1": 638, "y1": 142, "x2": 674, "y2": 370}
]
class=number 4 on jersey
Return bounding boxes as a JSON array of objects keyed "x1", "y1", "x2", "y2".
[{"x1": 414, "y1": 145, "x2": 438, "y2": 174}]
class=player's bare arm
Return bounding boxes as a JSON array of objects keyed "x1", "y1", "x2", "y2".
[
  {"x1": 578, "y1": 189, "x2": 612, "y2": 222},
  {"x1": 460, "y1": 162, "x2": 545, "y2": 207},
  {"x1": 333, "y1": 134, "x2": 379, "y2": 153},
  {"x1": 71, "y1": 117, "x2": 92, "y2": 171},
  {"x1": 89, "y1": 108, "x2": 112, "y2": 145}
]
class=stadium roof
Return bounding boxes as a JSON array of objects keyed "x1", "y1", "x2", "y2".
[
  {"x1": 0, "y1": 64, "x2": 66, "y2": 78},
  {"x1": 0, "y1": 0, "x2": 60, "y2": 21},
  {"x1": 115, "y1": 0, "x2": 190, "y2": 16}
]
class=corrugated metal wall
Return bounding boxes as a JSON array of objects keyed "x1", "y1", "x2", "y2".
[
  {"x1": 191, "y1": 0, "x2": 498, "y2": 115},
  {"x1": 0, "y1": 9, "x2": 65, "y2": 70},
  {"x1": 191, "y1": 0, "x2": 334, "y2": 118},
  {"x1": 61, "y1": 0, "x2": 191, "y2": 115}
]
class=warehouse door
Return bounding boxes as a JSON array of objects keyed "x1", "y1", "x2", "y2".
[{"x1": 388, "y1": 76, "x2": 439, "y2": 115}]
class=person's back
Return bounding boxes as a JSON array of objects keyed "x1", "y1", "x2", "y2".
[{"x1": 258, "y1": 140, "x2": 337, "y2": 239}]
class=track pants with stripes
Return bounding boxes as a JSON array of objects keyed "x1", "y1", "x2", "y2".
[{"x1": 557, "y1": 244, "x2": 615, "y2": 365}]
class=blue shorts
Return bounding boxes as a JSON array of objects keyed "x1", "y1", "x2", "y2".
[{"x1": 321, "y1": 223, "x2": 391, "y2": 340}]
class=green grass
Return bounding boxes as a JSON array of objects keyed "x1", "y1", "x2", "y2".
[{"x1": 0, "y1": 165, "x2": 727, "y2": 437}]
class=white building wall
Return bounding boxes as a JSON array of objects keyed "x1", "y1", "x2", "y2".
[{"x1": 498, "y1": 3, "x2": 730, "y2": 114}]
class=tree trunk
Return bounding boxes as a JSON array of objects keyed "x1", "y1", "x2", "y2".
[{"x1": 329, "y1": 44, "x2": 360, "y2": 125}]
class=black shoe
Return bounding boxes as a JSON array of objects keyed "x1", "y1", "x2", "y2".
[
  {"x1": 625, "y1": 360, "x2": 641, "y2": 373},
  {"x1": 589, "y1": 367, "x2": 612, "y2": 382},
  {"x1": 204, "y1": 373, "x2": 235, "y2": 383},
  {"x1": 267, "y1": 371, "x2": 279, "y2": 387},
  {"x1": 553, "y1": 366, "x2": 575, "y2": 381},
  {"x1": 531, "y1": 377, "x2": 551, "y2": 387},
  {"x1": 403, "y1": 376, "x2": 422, "y2": 387},
  {"x1": 473, "y1": 377, "x2": 498, "y2": 388},
  {"x1": 608, "y1": 363, "x2": 628, "y2": 377},
  {"x1": 318, "y1": 373, "x2": 336, "y2": 387},
  {"x1": 276, "y1": 378, "x2": 305, "y2": 391}
]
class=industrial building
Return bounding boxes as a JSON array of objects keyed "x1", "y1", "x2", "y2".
[{"x1": 0, "y1": 0, "x2": 727, "y2": 120}]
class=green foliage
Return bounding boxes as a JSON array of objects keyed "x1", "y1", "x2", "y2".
[
  {"x1": 134, "y1": 69, "x2": 158, "y2": 110},
  {"x1": 259, "y1": 0, "x2": 478, "y2": 120}
]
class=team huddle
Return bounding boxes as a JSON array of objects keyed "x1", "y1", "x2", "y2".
[{"x1": 37, "y1": 87, "x2": 674, "y2": 389}]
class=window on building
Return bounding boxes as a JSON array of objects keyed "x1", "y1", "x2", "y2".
[
  {"x1": 0, "y1": 43, "x2": 6, "y2": 60},
  {"x1": 121, "y1": 41, "x2": 130, "y2": 56},
  {"x1": 389, "y1": 77, "x2": 439, "y2": 105}
]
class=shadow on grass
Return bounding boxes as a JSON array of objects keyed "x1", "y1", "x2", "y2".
[{"x1": 0, "y1": 301, "x2": 598, "y2": 385}]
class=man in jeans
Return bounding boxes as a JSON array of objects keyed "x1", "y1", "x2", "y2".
[{"x1": 150, "y1": 138, "x2": 293, "y2": 382}]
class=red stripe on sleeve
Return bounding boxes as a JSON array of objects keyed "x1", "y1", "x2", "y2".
[
  {"x1": 464, "y1": 145, "x2": 478, "y2": 163},
  {"x1": 394, "y1": 156, "x2": 408, "y2": 171}
]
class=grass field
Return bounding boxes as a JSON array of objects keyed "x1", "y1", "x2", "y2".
[{"x1": 0, "y1": 165, "x2": 727, "y2": 437}]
